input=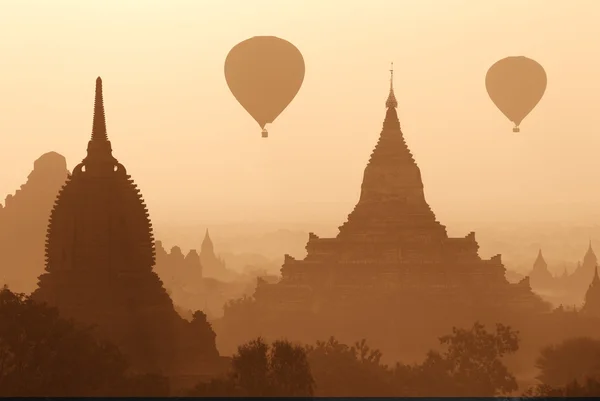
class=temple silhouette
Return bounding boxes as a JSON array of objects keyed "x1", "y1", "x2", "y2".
[
  {"x1": 0, "y1": 152, "x2": 69, "y2": 294},
  {"x1": 582, "y1": 266, "x2": 600, "y2": 317},
  {"x1": 155, "y1": 241, "x2": 203, "y2": 298},
  {"x1": 254, "y1": 69, "x2": 547, "y2": 311},
  {"x1": 527, "y1": 242, "x2": 599, "y2": 306},
  {"x1": 570, "y1": 242, "x2": 598, "y2": 291},
  {"x1": 529, "y1": 249, "x2": 554, "y2": 290},
  {"x1": 32, "y1": 78, "x2": 224, "y2": 379},
  {"x1": 219, "y1": 69, "x2": 550, "y2": 358},
  {"x1": 200, "y1": 229, "x2": 237, "y2": 281}
]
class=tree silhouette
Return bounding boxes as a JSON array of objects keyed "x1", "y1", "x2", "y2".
[
  {"x1": 230, "y1": 337, "x2": 270, "y2": 395},
  {"x1": 535, "y1": 337, "x2": 600, "y2": 388},
  {"x1": 305, "y1": 336, "x2": 394, "y2": 396},
  {"x1": 189, "y1": 337, "x2": 313, "y2": 397},
  {"x1": 190, "y1": 322, "x2": 521, "y2": 397},
  {"x1": 0, "y1": 286, "x2": 168, "y2": 396},
  {"x1": 406, "y1": 321, "x2": 520, "y2": 396}
]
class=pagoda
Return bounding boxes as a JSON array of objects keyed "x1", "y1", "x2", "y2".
[
  {"x1": 529, "y1": 249, "x2": 555, "y2": 290},
  {"x1": 33, "y1": 78, "x2": 222, "y2": 376},
  {"x1": 567, "y1": 241, "x2": 598, "y2": 293},
  {"x1": 245, "y1": 67, "x2": 548, "y2": 340},
  {"x1": 581, "y1": 265, "x2": 600, "y2": 317},
  {"x1": 200, "y1": 229, "x2": 236, "y2": 281}
]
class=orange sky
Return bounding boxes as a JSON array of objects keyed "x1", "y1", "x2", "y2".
[{"x1": 0, "y1": 0, "x2": 599, "y2": 227}]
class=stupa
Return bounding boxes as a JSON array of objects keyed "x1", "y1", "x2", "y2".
[{"x1": 33, "y1": 78, "x2": 221, "y2": 376}]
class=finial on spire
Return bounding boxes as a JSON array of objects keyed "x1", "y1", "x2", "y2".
[
  {"x1": 386, "y1": 62, "x2": 398, "y2": 109},
  {"x1": 92, "y1": 77, "x2": 108, "y2": 141}
]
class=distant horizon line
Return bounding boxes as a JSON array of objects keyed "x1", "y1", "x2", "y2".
[{"x1": 154, "y1": 218, "x2": 600, "y2": 229}]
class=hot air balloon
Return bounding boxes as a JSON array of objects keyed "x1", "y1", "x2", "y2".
[
  {"x1": 485, "y1": 56, "x2": 547, "y2": 133},
  {"x1": 224, "y1": 36, "x2": 305, "y2": 138}
]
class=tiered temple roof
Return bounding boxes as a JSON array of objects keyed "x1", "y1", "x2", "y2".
[{"x1": 33, "y1": 78, "x2": 220, "y2": 375}]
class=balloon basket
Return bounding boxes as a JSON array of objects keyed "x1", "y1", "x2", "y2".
[
  {"x1": 512, "y1": 127, "x2": 520, "y2": 133},
  {"x1": 261, "y1": 129, "x2": 268, "y2": 138}
]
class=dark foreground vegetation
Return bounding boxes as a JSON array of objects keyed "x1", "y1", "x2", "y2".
[
  {"x1": 0, "y1": 287, "x2": 168, "y2": 396},
  {"x1": 1, "y1": 286, "x2": 599, "y2": 397}
]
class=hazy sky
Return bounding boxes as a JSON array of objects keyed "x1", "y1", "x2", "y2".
[{"x1": 1, "y1": 0, "x2": 599, "y2": 227}]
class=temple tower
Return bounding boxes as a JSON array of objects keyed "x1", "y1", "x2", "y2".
[
  {"x1": 568, "y1": 241, "x2": 598, "y2": 294},
  {"x1": 337, "y1": 64, "x2": 447, "y2": 242},
  {"x1": 200, "y1": 229, "x2": 234, "y2": 281},
  {"x1": 33, "y1": 78, "x2": 217, "y2": 374},
  {"x1": 230, "y1": 67, "x2": 549, "y2": 363},
  {"x1": 529, "y1": 249, "x2": 554, "y2": 289},
  {"x1": 581, "y1": 265, "x2": 600, "y2": 317},
  {"x1": 201, "y1": 229, "x2": 215, "y2": 255},
  {"x1": 583, "y1": 241, "x2": 597, "y2": 268}
]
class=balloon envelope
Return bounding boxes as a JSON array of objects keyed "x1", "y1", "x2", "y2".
[
  {"x1": 485, "y1": 56, "x2": 547, "y2": 130},
  {"x1": 224, "y1": 36, "x2": 305, "y2": 131}
]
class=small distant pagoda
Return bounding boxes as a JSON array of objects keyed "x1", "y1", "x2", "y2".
[
  {"x1": 200, "y1": 229, "x2": 236, "y2": 281},
  {"x1": 567, "y1": 241, "x2": 598, "y2": 292},
  {"x1": 581, "y1": 265, "x2": 600, "y2": 317},
  {"x1": 529, "y1": 249, "x2": 555, "y2": 290},
  {"x1": 248, "y1": 67, "x2": 548, "y2": 332},
  {"x1": 33, "y1": 78, "x2": 221, "y2": 376}
]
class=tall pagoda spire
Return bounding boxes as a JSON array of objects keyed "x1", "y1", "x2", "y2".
[
  {"x1": 385, "y1": 62, "x2": 398, "y2": 109},
  {"x1": 92, "y1": 77, "x2": 108, "y2": 141},
  {"x1": 80, "y1": 77, "x2": 118, "y2": 175},
  {"x1": 337, "y1": 67, "x2": 446, "y2": 240}
]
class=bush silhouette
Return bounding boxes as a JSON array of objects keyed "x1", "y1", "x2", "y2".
[
  {"x1": 190, "y1": 322, "x2": 520, "y2": 397},
  {"x1": 189, "y1": 337, "x2": 313, "y2": 397},
  {"x1": 402, "y1": 321, "x2": 520, "y2": 396},
  {"x1": 305, "y1": 336, "x2": 395, "y2": 396},
  {"x1": 535, "y1": 337, "x2": 600, "y2": 387}
]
